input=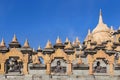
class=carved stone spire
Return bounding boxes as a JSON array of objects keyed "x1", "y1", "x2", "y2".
[
  {"x1": 86, "y1": 41, "x2": 92, "y2": 50},
  {"x1": 23, "y1": 39, "x2": 30, "y2": 48},
  {"x1": 38, "y1": 45, "x2": 41, "y2": 50},
  {"x1": 12, "y1": 34, "x2": 18, "y2": 42},
  {"x1": 56, "y1": 36, "x2": 62, "y2": 44},
  {"x1": 85, "y1": 29, "x2": 91, "y2": 41},
  {"x1": 0, "y1": 38, "x2": 6, "y2": 47},
  {"x1": 75, "y1": 37, "x2": 80, "y2": 43},
  {"x1": 65, "y1": 37, "x2": 69, "y2": 43},
  {"x1": 65, "y1": 41, "x2": 73, "y2": 49},
  {"x1": 45, "y1": 40, "x2": 52, "y2": 49},
  {"x1": 99, "y1": 9, "x2": 103, "y2": 24}
]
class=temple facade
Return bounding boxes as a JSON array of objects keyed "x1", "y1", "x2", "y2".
[{"x1": 0, "y1": 10, "x2": 120, "y2": 80}]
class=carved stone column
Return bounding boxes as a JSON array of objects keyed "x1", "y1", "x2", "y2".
[
  {"x1": 46, "y1": 63, "x2": 51, "y2": 74},
  {"x1": 89, "y1": 62, "x2": 93, "y2": 75},
  {"x1": 23, "y1": 62, "x2": 28, "y2": 74},
  {"x1": 109, "y1": 63, "x2": 114, "y2": 76},
  {"x1": 0, "y1": 62, "x2": 5, "y2": 74},
  {"x1": 67, "y1": 63, "x2": 72, "y2": 75}
]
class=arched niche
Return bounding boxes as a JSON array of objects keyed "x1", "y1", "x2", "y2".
[
  {"x1": 46, "y1": 49, "x2": 72, "y2": 75},
  {"x1": 88, "y1": 50, "x2": 114, "y2": 75},
  {"x1": 0, "y1": 48, "x2": 28, "y2": 74}
]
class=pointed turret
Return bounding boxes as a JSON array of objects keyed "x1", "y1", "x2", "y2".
[
  {"x1": 84, "y1": 29, "x2": 91, "y2": 42},
  {"x1": 75, "y1": 37, "x2": 80, "y2": 44},
  {"x1": 65, "y1": 41, "x2": 73, "y2": 49},
  {"x1": 12, "y1": 34, "x2": 18, "y2": 42},
  {"x1": 72, "y1": 37, "x2": 80, "y2": 49},
  {"x1": 98, "y1": 9, "x2": 103, "y2": 24},
  {"x1": 0, "y1": 38, "x2": 6, "y2": 47},
  {"x1": 64, "y1": 41, "x2": 74, "y2": 54},
  {"x1": 21, "y1": 39, "x2": 32, "y2": 54},
  {"x1": 64, "y1": 37, "x2": 69, "y2": 45},
  {"x1": 45, "y1": 40, "x2": 52, "y2": 49},
  {"x1": 65, "y1": 37, "x2": 69, "y2": 43},
  {"x1": 54, "y1": 36, "x2": 64, "y2": 49},
  {"x1": 9, "y1": 34, "x2": 21, "y2": 48},
  {"x1": 37, "y1": 45, "x2": 42, "y2": 52},
  {"x1": 43, "y1": 40, "x2": 54, "y2": 54},
  {"x1": 0, "y1": 38, "x2": 8, "y2": 53},
  {"x1": 23, "y1": 39, "x2": 30, "y2": 48},
  {"x1": 56, "y1": 36, "x2": 62, "y2": 44}
]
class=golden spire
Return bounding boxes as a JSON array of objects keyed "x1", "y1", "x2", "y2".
[
  {"x1": 65, "y1": 37, "x2": 69, "y2": 43},
  {"x1": 0, "y1": 38, "x2": 6, "y2": 47},
  {"x1": 99, "y1": 9, "x2": 103, "y2": 24},
  {"x1": 85, "y1": 29, "x2": 91, "y2": 41},
  {"x1": 23, "y1": 39, "x2": 30, "y2": 48},
  {"x1": 65, "y1": 41, "x2": 72, "y2": 49},
  {"x1": 38, "y1": 45, "x2": 41, "y2": 50},
  {"x1": 45, "y1": 40, "x2": 52, "y2": 48},
  {"x1": 56, "y1": 36, "x2": 62, "y2": 44},
  {"x1": 75, "y1": 37, "x2": 80, "y2": 44},
  {"x1": 12, "y1": 34, "x2": 18, "y2": 42}
]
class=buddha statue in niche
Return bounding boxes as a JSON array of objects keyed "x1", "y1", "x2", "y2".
[{"x1": 54, "y1": 60, "x2": 64, "y2": 73}]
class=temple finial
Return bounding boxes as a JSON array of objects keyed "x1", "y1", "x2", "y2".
[
  {"x1": 0, "y1": 38, "x2": 6, "y2": 47},
  {"x1": 65, "y1": 37, "x2": 69, "y2": 43},
  {"x1": 65, "y1": 41, "x2": 72, "y2": 49},
  {"x1": 23, "y1": 39, "x2": 30, "y2": 48},
  {"x1": 99, "y1": 9, "x2": 103, "y2": 24},
  {"x1": 12, "y1": 34, "x2": 18, "y2": 42},
  {"x1": 38, "y1": 45, "x2": 41, "y2": 50},
  {"x1": 75, "y1": 37, "x2": 80, "y2": 43},
  {"x1": 45, "y1": 40, "x2": 52, "y2": 48},
  {"x1": 56, "y1": 36, "x2": 62, "y2": 44}
]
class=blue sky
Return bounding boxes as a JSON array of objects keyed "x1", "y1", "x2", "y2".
[{"x1": 0, "y1": 0, "x2": 120, "y2": 49}]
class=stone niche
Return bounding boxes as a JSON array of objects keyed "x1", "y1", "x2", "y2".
[
  {"x1": 5, "y1": 56, "x2": 23, "y2": 74},
  {"x1": 93, "y1": 59, "x2": 108, "y2": 73},
  {"x1": 50, "y1": 58, "x2": 67, "y2": 75}
]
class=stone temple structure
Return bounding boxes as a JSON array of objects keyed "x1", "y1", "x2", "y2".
[{"x1": 0, "y1": 10, "x2": 120, "y2": 80}]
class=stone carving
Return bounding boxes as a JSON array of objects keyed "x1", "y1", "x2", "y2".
[
  {"x1": 54, "y1": 61, "x2": 65, "y2": 73},
  {"x1": 94, "y1": 61, "x2": 106, "y2": 73}
]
